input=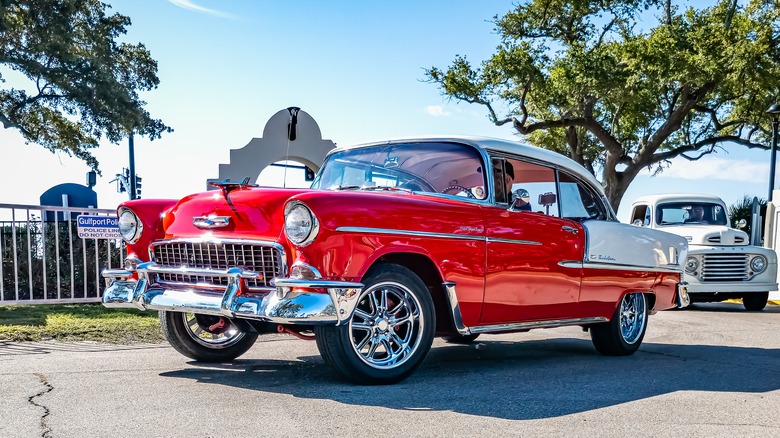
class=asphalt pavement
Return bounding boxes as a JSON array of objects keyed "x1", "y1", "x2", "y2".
[{"x1": 1, "y1": 302, "x2": 779, "y2": 438}]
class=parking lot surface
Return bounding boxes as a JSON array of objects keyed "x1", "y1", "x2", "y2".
[{"x1": 1, "y1": 302, "x2": 778, "y2": 438}]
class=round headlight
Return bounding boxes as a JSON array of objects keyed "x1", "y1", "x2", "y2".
[
  {"x1": 750, "y1": 255, "x2": 767, "y2": 274},
  {"x1": 684, "y1": 256, "x2": 698, "y2": 274},
  {"x1": 284, "y1": 202, "x2": 318, "y2": 245},
  {"x1": 118, "y1": 209, "x2": 142, "y2": 243}
]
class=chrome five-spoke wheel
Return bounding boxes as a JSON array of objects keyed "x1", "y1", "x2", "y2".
[
  {"x1": 159, "y1": 310, "x2": 258, "y2": 362},
  {"x1": 182, "y1": 312, "x2": 246, "y2": 349},
  {"x1": 315, "y1": 264, "x2": 436, "y2": 384},
  {"x1": 618, "y1": 293, "x2": 647, "y2": 345},
  {"x1": 590, "y1": 292, "x2": 649, "y2": 356},
  {"x1": 349, "y1": 281, "x2": 423, "y2": 369}
]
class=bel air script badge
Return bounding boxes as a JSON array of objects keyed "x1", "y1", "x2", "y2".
[{"x1": 193, "y1": 216, "x2": 231, "y2": 229}]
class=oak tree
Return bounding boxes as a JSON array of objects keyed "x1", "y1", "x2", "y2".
[
  {"x1": 426, "y1": 0, "x2": 780, "y2": 210},
  {"x1": 0, "y1": 0, "x2": 170, "y2": 171}
]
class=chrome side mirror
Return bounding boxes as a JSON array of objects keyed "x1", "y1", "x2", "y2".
[{"x1": 736, "y1": 219, "x2": 747, "y2": 229}]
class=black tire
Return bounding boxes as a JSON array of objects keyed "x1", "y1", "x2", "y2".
[
  {"x1": 443, "y1": 334, "x2": 480, "y2": 344},
  {"x1": 590, "y1": 292, "x2": 648, "y2": 356},
  {"x1": 315, "y1": 264, "x2": 436, "y2": 385},
  {"x1": 159, "y1": 311, "x2": 258, "y2": 362},
  {"x1": 743, "y1": 292, "x2": 769, "y2": 311}
]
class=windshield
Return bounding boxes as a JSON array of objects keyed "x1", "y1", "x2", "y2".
[
  {"x1": 655, "y1": 202, "x2": 728, "y2": 226},
  {"x1": 312, "y1": 142, "x2": 487, "y2": 198}
]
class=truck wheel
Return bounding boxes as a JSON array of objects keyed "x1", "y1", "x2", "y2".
[
  {"x1": 315, "y1": 264, "x2": 435, "y2": 385},
  {"x1": 743, "y1": 292, "x2": 769, "y2": 311},
  {"x1": 159, "y1": 311, "x2": 258, "y2": 362},
  {"x1": 590, "y1": 292, "x2": 648, "y2": 356},
  {"x1": 443, "y1": 334, "x2": 480, "y2": 344}
]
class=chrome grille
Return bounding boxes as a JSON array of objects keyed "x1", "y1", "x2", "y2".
[
  {"x1": 701, "y1": 254, "x2": 749, "y2": 282},
  {"x1": 151, "y1": 241, "x2": 283, "y2": 290},
  {"x1": 706, "y1": 236, "x2": 721, "y2": 243}
]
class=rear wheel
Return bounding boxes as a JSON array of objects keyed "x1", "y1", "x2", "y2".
[
  {"x1": 591, "y1": 292, "x2": 648, "y2": 356},
  {"x1": 159, "y1": 311, "x2": 258, "y2": 362},
  {"x1": 315, "y1": 264, "x2": 435, "y2": 385},
  {"x1": 743, "y1": 292, "x2": 769, "y2": 311}
]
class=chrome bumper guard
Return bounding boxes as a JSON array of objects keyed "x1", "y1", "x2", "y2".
[
  {"x1": 675, "y1": 282, "x2": 691, "y2": 308},
  {"x1": 102, "y1": 262, "x2": 364, "y2": 326}
]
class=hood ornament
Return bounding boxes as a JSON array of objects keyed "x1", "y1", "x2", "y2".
[{"x1": 193, "y1": 216, "x2": 231, "y2": 229}]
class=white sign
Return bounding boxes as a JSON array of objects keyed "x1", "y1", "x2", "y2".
[{"x1": 77, "y1": 215, "x2": 120, "y2": 239}]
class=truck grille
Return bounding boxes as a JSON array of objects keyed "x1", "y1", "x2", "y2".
[
  {"x1": 701, "y1": 254, "x2": 749, "y2": 282},
  {"x1": 151, "y1": 241, "x2": 284, "y2": 290}
]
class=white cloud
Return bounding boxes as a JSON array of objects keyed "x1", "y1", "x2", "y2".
[
  {"x1": 168, "y1": 0, "x2": 232, "y2": 18},
  {"x1": 425, "y1": 105, "x2": 451, "y2": 117},
  {"x1": 655, "y1": 157, "x2": 769, "y2": 183}
]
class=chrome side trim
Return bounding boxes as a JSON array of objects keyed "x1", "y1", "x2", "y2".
[
  {"x1": 486, "y1": 237, "x2": 542, "y2": 246},
  {"x1": 558, "y1": 260, "x2": 682, "y2": 274},
  {"x1": 443, "y1": 282, "x2": 470, "y2": 335},
  {"x1": 469, "y1": 317, "x2": 608, "y2": 334},
  {"x1": 335, "y1": 226, "x2": 483, "y2": 242}
]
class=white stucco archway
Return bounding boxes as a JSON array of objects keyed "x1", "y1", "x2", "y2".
[{"x1": 209, "y1": 108, "x2": 336, "y2": 189}]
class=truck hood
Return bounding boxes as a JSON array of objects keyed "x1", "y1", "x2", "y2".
[{"x1": 656, "y1": 225, "x2": 749, "y2": 246}]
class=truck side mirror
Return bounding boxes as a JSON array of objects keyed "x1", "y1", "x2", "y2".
[{"x1": 736, "y1": 219, "x2": 747, "y2": 229}]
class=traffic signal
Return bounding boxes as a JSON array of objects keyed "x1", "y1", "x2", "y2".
[
  {"x1": 135, "y1": 175, "x2": 142, "y2": 198},
  {"x1": 304, "y1": 166, "x2": 315, "y2": 181}
]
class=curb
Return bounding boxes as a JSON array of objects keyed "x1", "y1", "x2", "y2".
[{"x1": 724, "y1": 299, "x2": 780, "y2": 305}]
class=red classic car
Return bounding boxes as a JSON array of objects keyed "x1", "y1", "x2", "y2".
[{"x1": 103, "y1": 137, "x2": 689, "y2": 384}]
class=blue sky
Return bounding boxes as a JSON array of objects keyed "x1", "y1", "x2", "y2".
[{"x1": 0, "y1": 0, "x2": 773, "y2": 221}]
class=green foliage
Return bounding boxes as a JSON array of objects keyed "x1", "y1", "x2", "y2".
[
  {"x1": 728, "y1": 194, "x2": 766, "y2": 239},
  {"x1": 426, "y1": 0, "x2": 780, "y2": 209},
  {"x1": 0, "y1": 0, "x2": 171, "y2": 171}
]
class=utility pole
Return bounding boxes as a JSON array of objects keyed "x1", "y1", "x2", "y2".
[{"x1": 128, "y1": 134, "x2": 137, "y2": 200}]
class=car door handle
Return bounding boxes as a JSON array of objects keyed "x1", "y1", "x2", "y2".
[{"x1": 561, "y1": 226, "x2": 579, "y2": 234}]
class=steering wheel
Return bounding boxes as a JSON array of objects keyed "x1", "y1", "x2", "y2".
[{"x1": 441, "y1": 185, "x2": 476, "y2": 199}]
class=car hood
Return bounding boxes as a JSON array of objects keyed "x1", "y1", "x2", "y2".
[
  {"x1": 657, "y1": 225, "x2": 749, "y2": 246},
  {"x1": 162, "y1": 187, "x2": 312, "y2": 240}
]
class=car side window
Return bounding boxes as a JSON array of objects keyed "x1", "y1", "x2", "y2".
[
  {"x1": 504, "y1": 158, "x2": 559, "y2": 217},
  {"x1": 558, "y1": 172, "x2": 607, "y2": 221}
]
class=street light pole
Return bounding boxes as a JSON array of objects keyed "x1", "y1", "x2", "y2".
[
  {"x1": 768, "y1": 104, "x2": 780, "y2": 201},
  {"x1": 766, "y1": 103, "x2": 780, "y2": 201},
  {"x1": 128, "y1": 134, "x2": 137, "y2": 200}
]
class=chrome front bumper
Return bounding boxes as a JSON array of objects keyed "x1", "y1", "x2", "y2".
[
  {"x1": 102, "y1": 262, "x2": 363, "y2": 326},
  {"x1": 675, "y1": 282, "x2": 691, "y2": 308}
]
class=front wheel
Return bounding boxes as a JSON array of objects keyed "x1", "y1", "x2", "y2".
[
  {"x1": 743, "y1": 292, "x2": 769, "y2": 311},
  {"x1": 590, "y1": 292, "x2": 648, "y2": 356},
  {"x1": 159, "y1": 311, "x2": 258, "y2": 362},
  {"x1": 315, "y1": 264, "x2": 436, "y2": 385}
]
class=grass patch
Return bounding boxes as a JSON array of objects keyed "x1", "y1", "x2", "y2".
[{"x1": 0, "y1": 304, "x2": 164, "y2": 343}]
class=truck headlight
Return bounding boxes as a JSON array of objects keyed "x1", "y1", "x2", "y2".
[
  {"x1": 284, "y1": 202, "x2": 319, "y2": 246},
  {"x1": 117, "y1": 208, "x2": 142, "y2": 243},
  {"x1": 684, "y1": 256, "x2": 698, "y2": 274},
  {"x1": 750, "y1": 255, "x2": 767, "y2": 274}
]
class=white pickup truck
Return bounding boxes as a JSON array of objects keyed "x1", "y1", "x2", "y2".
[{"x1": 629, "y1": 194, "x2": 777, "y2": 311}]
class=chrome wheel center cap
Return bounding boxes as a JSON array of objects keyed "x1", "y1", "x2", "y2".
[{"x1": 377, "y1": 319, "x2": 390, "y2": 332}]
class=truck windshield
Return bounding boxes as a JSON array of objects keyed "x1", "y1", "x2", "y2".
[
  {"x1": 656, "y1": 202, "x2": 728, "y2": 226},
  {"x1": 311, "y1": 142, "x2": 486, "y2": 198}
]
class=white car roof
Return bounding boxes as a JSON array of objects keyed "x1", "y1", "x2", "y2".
[
  {"x1": 632, "y1": 193, "x2": 727, "y2": 206},
  {"x1": 338, "y1": 136, "x2": 604, "y2": 193}
]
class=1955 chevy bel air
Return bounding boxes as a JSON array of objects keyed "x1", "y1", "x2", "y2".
[{"x1": 103, "y1": 137, "x2": 689, "y2": 384}]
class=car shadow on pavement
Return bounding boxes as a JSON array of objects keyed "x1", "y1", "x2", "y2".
[{"x1": 159, "y1": 338, "x2": 780, "y2": 420}]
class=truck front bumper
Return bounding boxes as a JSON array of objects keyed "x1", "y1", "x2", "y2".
[
  {"x1": 102, "y1": 262, "x2": 363, "y2": 326},
  {"x1": 685, "y1": 281, "x2": 778, "y2": 295},
  {"x1": 675, "y1": 282, "x2": 691, "y2": 308}
]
